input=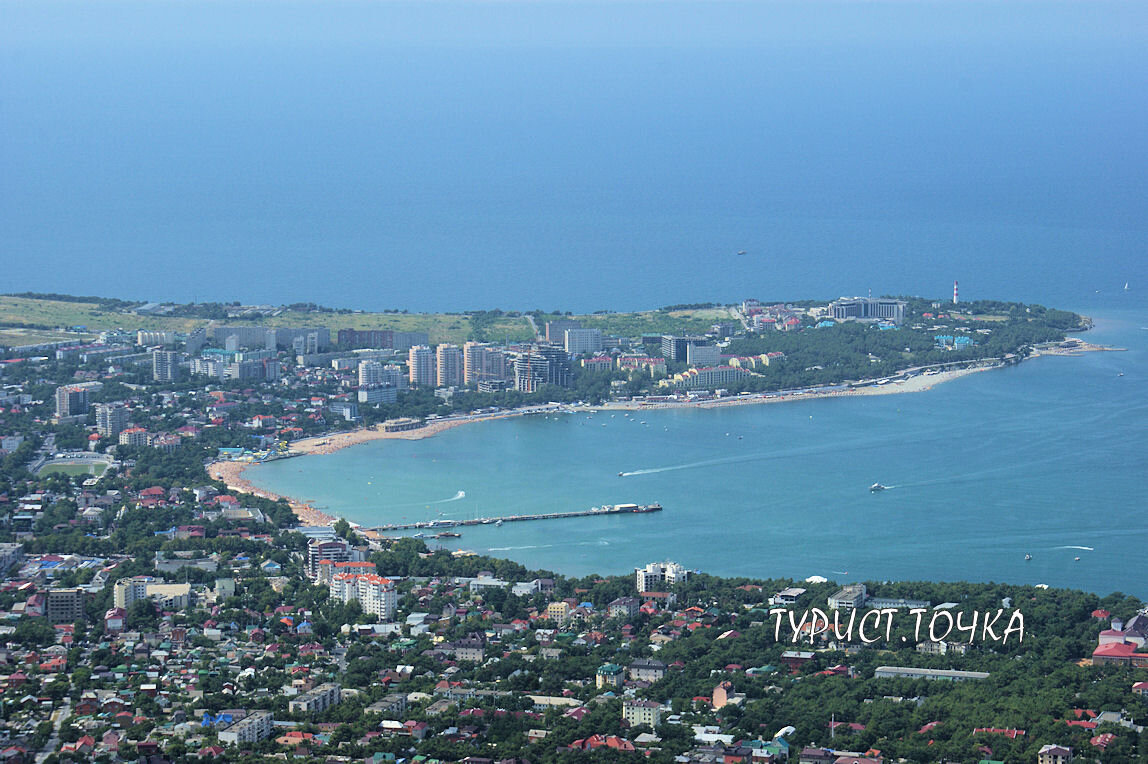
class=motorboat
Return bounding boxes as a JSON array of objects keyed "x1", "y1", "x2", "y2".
[{"x1": 870, "y1": 483, "x2": 888, "y2": 492}]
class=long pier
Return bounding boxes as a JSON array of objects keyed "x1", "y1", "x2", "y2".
[{"x1": 368, "y1": 503, "x2": 662, "y2": 533}]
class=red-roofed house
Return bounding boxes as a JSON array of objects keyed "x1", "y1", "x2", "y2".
[
  {"x1": 1093, "y1": 642, "x2": 1148, "y2": 666},
  {"x1": 1090, "y1": 733, "x2": 1116, "y2": 750}
]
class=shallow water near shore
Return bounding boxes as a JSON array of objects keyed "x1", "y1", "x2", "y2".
[{"x1": 247, "y1": 304, "x2": 1148, "y2": 596}]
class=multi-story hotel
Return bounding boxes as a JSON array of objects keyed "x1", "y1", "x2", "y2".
[
  {"x1": 827, "y1": 296, "x2": 907, "y2": 324},
  {"x1": 635, "y1": 561, "x2": 690, "y2": 593}
]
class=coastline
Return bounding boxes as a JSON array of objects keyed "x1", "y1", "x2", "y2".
[{"x1": 206, "y1": 363, "x2": 998, "y2": 523}]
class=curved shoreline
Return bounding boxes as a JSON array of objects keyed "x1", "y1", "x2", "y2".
[{"x1": 206, "y1": 363, "x2": 1002, "y2": 523}]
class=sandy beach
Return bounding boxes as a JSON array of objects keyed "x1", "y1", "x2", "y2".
[{"x1": 207, "y1": 417, "x2": 492, "y2": 525}]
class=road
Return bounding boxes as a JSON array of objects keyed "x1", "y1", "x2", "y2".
[{"x1": 35, "y1": 699, "x2": 69, "y2": 764}]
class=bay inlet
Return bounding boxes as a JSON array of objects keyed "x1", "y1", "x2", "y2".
[{"x1": 245, "y1": 309, "x2": 1147, "y2": 597}]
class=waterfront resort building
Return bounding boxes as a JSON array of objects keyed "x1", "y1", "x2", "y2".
[
  {"x1": 827, "y1": 296, "x2": 907, "y2": 324},
  {"x1": 635, "y1": 561, "x2": 690, "y2": 593}
]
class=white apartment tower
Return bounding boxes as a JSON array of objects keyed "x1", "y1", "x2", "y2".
[
  {"x1": 408, "y1": 345, "x2": 435, "y2": 388},
  {"x1": 436, "y1": 344, "x2": 464, "y2": 388}
]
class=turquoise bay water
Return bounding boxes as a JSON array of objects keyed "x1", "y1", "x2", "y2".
[{"x1": 248, "y1": 303, "x2": 1148, "y2": 596}]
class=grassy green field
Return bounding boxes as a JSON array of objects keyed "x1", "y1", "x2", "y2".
[
  {"x1": 0, "y1": 294, "x2": 733, "y2": 347},
  {"x1": 38, "y1": 462, "x2": 107, "y2": 477},
  {"x1": 557, "y1": 307, "x2": 736, "y2": 337},
  {"x1": 0, "y1": 327, "x2": 98, "y2": 349}
]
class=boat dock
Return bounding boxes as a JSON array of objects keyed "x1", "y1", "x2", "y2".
[{"x1": 368, "y1": 503, "x2": 662, "y2": 532}]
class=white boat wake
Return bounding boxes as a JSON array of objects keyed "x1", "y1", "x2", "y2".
[{"x1": 1055, "y1": 545, "x2": 1094, "y2": 551}]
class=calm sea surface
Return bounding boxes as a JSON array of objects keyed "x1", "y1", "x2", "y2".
[
  {"x1": 3, "y1": 1, "x2": 1146, "y2": 311},
  {"x1": 247, "y1": 300, "x2": 1148, "y2": 596}
]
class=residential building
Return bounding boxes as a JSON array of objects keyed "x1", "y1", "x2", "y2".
[
  {"x1": 622, "y1": 699, "x2": 662, "y2": 728},
  {"x1": 0, "y1": 543, "x2": 23, "y2": 575},
  {"x1": 119, "y1": 428, "x2": 149, "y2": 447},
  {"x1": 514, "y1": 354, "x2": 549, "y2": 393},
  {"x1": 463, "y1": 342, "x2": 509, "y2": 385},
  {"x1": 629, "y1": 658, "x2": 667, "y2": 682},
  {"x1": 55, "y1": 383, "x2": 98, "y2": 417},
  {"x1": 564, "y1": 328, "x2": 603, "y2": 357},
  {"x1": 184, "y1": 327, "x2": 206, "y2": 354},
  {"x1": 661, "y1": 335, "x2": 707, "y2": 361},
  {"x1": 358, "y1": 385, "x2": 398, "y2": 405},
  {"x1": 330, "y1": 573, "x2": 398, "y2": 620},
  {"x1": 45, "y1": 588, "x2": 86, "y2": 623},
  {"x1": 136, "y1": 330, "x2": 176, "y2": 346},
  {"x1": 218, "y1": 711, "x2": 274, "y2": 745},
  {"x1": 288, "y1": 683, "x2": 342, "y2": 715},
  {"x1": 307, "y1": 538, "x2": 354, "y2": 579},
  {"x1": 1036, "y1": 745, "x2": 1072, "y2": 764},
  {"x1": 113, "y1": 576, "x2": 151, "y2": 608},
  {"x1": 114, "y1": 576, "x2": 191, "y2": 609},
  {"x1": 436, "y1": 344, "x2": 464, "y2": 387},
  {"x1": 514, "y1": 343, "x2": 571, "y2": 392},
  {"x1": 359, "y1": 360, "x2": 386, "y2": 387},
  {"x1": 608, "y1": 596, "x2": 640, "y2": 620},
  {"x1": 152, "y1": 350, "x2": 180, "y2": 382},
  {"x1": 545, "y1": 319, "x2": 582, "y2": 343},
  {"x1": 635, "y1": 561, "x2": 690, "y2": 593},
  {"x1": 596, "y1": 663, "x2": 625, "y2": 688},
  {"x1": 546, "y1": 601, "x2": 572, "y2": 623},
  {"x1": 95, "y1": 402, "x2": 130, "y2": 439},
  {"x1": 408, "y1": 345, "x2": 435, "y2": 387}
]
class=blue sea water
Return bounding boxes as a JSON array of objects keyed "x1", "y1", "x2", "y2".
[
  {"x1": 3, "y1": 2, "x2": 1146, "y2": 593},
  {"x1": 247, "y1": 299, "x2": 1148, "y2": 596},
  {"x1": 2, "y1": 1, "x2": 1146, "y2": 311}
]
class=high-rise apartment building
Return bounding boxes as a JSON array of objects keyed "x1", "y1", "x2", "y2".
[
  {"x1": 564, "y1": 328, "x2": 603, "y2": 357},
  {"x1": 408, "y1": 345, "x2": 435, "y2": 388},
  {"x1": 45, "y1": 587, "x2": 87, "y2": 623},
  {"x1": 358, "y1": 360, "x2": 385, "y2": 387},
  {"x1": 95, "y1": 402, "x2": 130, "y2": 439},
  {"x1": 463, "y1": 342, "x2": 508, "y2": 385},
  {"x1": 436, "y1": 344, "x2": 464, "y2": 388},
  {"x1": 54, "y1": 382, "x2": 101, "y2": 418},
  {"x1": 152, "y1": 350, "x2": 180, "y2": 382},
  {"x1": 329, "y1": 574, "x2": 398, "y2": 620},
  {"x1": 545, "y1": 319, "x2": 582, "y2": 343},
  {"x1": 513, "y1": 344, "x2": 571, "y2": 392}
]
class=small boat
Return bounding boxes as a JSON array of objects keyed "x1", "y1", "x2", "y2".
[
  {"x1": 737, "y1": 250, "x2": 747, "y2": 256},
  {"x1": 1025, "y1": 553, "x2": 1032, "y2": 561},
  {"x1": 1118, "y1": 372, "x2": 1124, "y2": 377},
  {"x1": 618, "y1": 472, "x2": 624, "y2": 477},
  {"x1": 870, "y1": 483, "x2": 888, "y2": 492},
  {"x1": 1075, "y1": 556, "x2": 1081, "y2": 561},
  {"x1": 495, "y1": 519, "x2": 503, "y2": 527}
]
